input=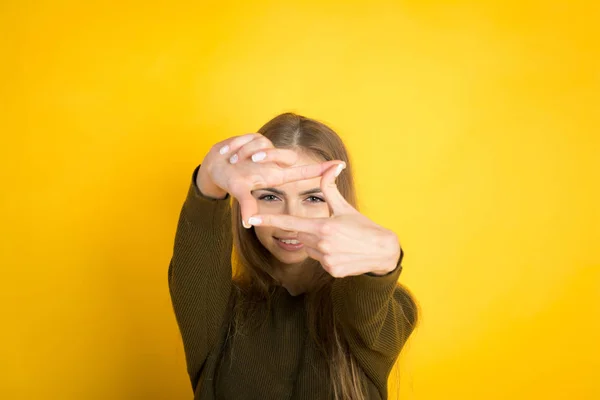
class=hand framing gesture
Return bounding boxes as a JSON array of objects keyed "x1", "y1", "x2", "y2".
[{"x1": 248, "y1": 162, "x2": 401, "y2": 277}]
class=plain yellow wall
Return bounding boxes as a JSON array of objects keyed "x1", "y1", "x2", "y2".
[{"x1": 2, "y1": 1, "x2": 598, "y2": 399}]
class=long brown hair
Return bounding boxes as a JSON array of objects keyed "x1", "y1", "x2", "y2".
[{"x1": 229, "y1": 112, "x2": 416, "y2": 399}]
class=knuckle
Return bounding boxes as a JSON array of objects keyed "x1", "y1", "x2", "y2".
[
  {"x1": 258, "y1": 137, "x2": 273, "y2": 147},
  {"x1": 266, "y1": 148, "x2": 282, "y2": 161},
  {"x1": 240, "y1": 138, "x2": 273, "y2": 158},
  {"x1": 247, "y1": 133, "x2": 263, "y2": 141},
  {"x1": 236, "y1": 147, "x2": 251, "y2": 158},
  {"x1": 328, "y1": 265, "x2": 343, "y2": 278},
  {"x1": 317, "y1": 240, "x2": 330, "y2": 254},
  {"x1": 333, "y1": 270, "x2": 344, "y2": 278},
  {"x1": 233, "y1": 133, "x2": 259, "y2": 149},
  {"x1": 319, "y1": 222, "x2": 333, "y2": 236},
  {"x1": 279, "y1": 148, "x2": 297, "y2": 161},
  {"x1": 251, "y1": 137, "x2": 270, "y2": 150},
  {"x1": 230, "y1": 136, "x2": 245, "y2": 147}
]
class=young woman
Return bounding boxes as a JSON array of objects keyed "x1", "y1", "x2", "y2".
[{"x1": 169, "y1": 113, "x2": 418, "y2": 400}]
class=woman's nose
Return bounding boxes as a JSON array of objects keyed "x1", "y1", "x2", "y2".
[{"x1": 284, "y1": 201, "x2": 305, "y2": 218}]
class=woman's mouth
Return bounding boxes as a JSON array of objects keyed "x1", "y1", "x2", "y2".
[{"x1": 274, "y1": 237, "x2": 304, "y2": 251}]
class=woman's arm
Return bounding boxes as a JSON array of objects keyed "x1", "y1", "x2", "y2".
[
  {"x1": 168, "y1": 165, "x2": 233, "y2": 391},
  {"x1": 331, "y1": 249, "x2": 417, "y2": 399},
  {"x1": 169, "y1": 134, "x2": 343, "y2": 390}
]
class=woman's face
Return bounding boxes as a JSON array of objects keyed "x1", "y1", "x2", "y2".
[{"x1": 252, "y1": 150, "x2": 331, "y2": 267}]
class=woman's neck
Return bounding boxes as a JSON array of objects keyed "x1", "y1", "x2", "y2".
[{"x1": 270, "y1": 258, "x2": 319, "y2": 296}]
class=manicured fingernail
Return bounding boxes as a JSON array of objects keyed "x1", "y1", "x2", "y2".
[
  {"x1": 242, "y1": 219, "x2": 250, "y2": 229},
  {"x1": 335, "y1": 162, "x2": 346, "y2": 177},
  {"x1": 248, "y1": 216, "x2": 262, "y2": 226},
  {"x1": 251, "y1": 152, "x2": 266, "y2": 162},
  {"x1": 230, "y1": 154, "x2": 239, "y2": 164},
  {"x1": 219, "y1": 145, "x2": 229, "y2": 155}
]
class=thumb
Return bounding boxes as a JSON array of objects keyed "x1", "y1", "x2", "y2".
[
  {"x1": 321, "y1": 162, "x2": 354, "y2": 215},
  {"x1": 238, "y1": 193, "x2": 258, "y2": 228}
]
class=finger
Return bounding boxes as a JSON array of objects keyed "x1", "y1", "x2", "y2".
[
  {"x1": 296, "y1": 231, "x2": 321, "y2": 249},
  {"x1": 320, "y1": 162, "x2": 355, "y2": 215},
  {"x1": 232, "y1": 137, "x2": 274, "y2": 163},
  {"x1": 248, "y1": 214, "x2": 323, "y2": 234},
  {"x1": 212, "y1": 137, "x2": 232, "y2": 153},
  {"x1": 304, "y1": 246, "x2": 325, "y2": 263},
  {"x1": 218, "y1": 133, "x2": 262, "y2": 156},
  {"x1": 277, "y1": 160, "x2": 343, "y2": 186},
  {"x1": 249, "y1": 148, "x2": 299, "y2": 166},
  {"x1": 238, "y1": 193, "x2": 258, "y2": 229}
]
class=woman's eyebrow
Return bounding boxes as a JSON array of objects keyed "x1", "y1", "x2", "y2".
[
  {"x1": 253, "y1": 187, "x2": 323, "y2": 196},
  {"x1": 298, "y1": 188, "x2": 323, "y2": 196}
]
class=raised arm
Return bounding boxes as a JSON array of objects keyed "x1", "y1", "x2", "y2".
[
  {"x1": 168, "y1": 165, "x2": 233, "y2": 390},
  {"x1": 331, "y1": 250, "x2": 417, "y2": 398},
  {"x1": 247, "y1": 162, "x2": 419, "y2": 398},
  {"x1": 169, "y1": 134, "x2": 344, "y2": 391}
]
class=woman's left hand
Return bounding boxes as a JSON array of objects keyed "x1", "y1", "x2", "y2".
[{"x1": 247, "y1": 163, "x2": 402, "y2": 277}]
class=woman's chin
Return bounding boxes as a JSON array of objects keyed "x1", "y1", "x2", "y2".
[{"x1": 273, "y1": 251, "x2": 307, "y2": 266}]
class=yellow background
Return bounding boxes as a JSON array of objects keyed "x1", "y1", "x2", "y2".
[{"x1": 1, "y1": 1, "x2": 598, "y2": 399}]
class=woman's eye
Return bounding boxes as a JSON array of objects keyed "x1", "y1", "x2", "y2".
[
  {"x1": 259, "y1": 194, "x2": 279, "y2": 202},
  {"x1": 306, "y1": 196, "x2": 325, "y2": 203}
]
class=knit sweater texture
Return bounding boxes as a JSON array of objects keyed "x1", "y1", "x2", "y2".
[{"x1": 168, "y1": 166, "x2": 415, "y2": 399}]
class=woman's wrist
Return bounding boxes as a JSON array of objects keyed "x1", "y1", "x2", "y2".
[
  {"x1": 196, "y1": 164, "x2": 228, "y2": 200},
  {"x1": 366, "y1": 246, "x2": 403, "y2": 277}
]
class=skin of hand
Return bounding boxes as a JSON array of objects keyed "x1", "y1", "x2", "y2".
[
  {"x1": 247, "y1": 160, "x2": 402, "y2": 277},
  {"x1": 197, "y1": 133, "x2": 343, "y2": 227}
]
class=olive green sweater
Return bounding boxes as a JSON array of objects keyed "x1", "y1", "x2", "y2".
[{"x1": 168, "y1": 166, "x2": 416, "y2": 399}]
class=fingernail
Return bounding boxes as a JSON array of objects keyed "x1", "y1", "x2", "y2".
[
  {"x1": 248, "y1": 216, "x2": 262, "y2": 226},
  {"x1": 242, "y1": 219, "x2": 250, "y2": 229},
  {"x1": 230, "y1": 154, "x2": 239, "y2": 164},
  {"x1": 219, "y1": 145, "x2": 229, "y2": 155},
  {"x1": 251, "y1": 152, "x2": 266, "y2": 162},
  {"x1": 335, "y1": 162, "x2": 346, "y2": 177}
]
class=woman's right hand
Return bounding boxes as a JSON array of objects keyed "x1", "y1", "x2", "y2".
[{"x1": 198, "y1": 133, "x2": 344, "y2": 228}]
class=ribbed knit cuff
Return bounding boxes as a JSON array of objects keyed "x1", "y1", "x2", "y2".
[
  {"x1": 364, "y1": 247, "x2": 404, "y2": 278},
  {"x1": 339, "y1": 250, "x2": 403, "y2": 294},
  {"x1": 183, "y1": 164, "x2": 231, "y2": 225}
]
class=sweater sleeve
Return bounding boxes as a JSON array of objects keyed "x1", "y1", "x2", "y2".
[
  {"x1": 168, "y1": 165, "x2": 233, "y2": 391},
  {"x1": 331, "y1": 248, "x2": 417, "y2": 399}
]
